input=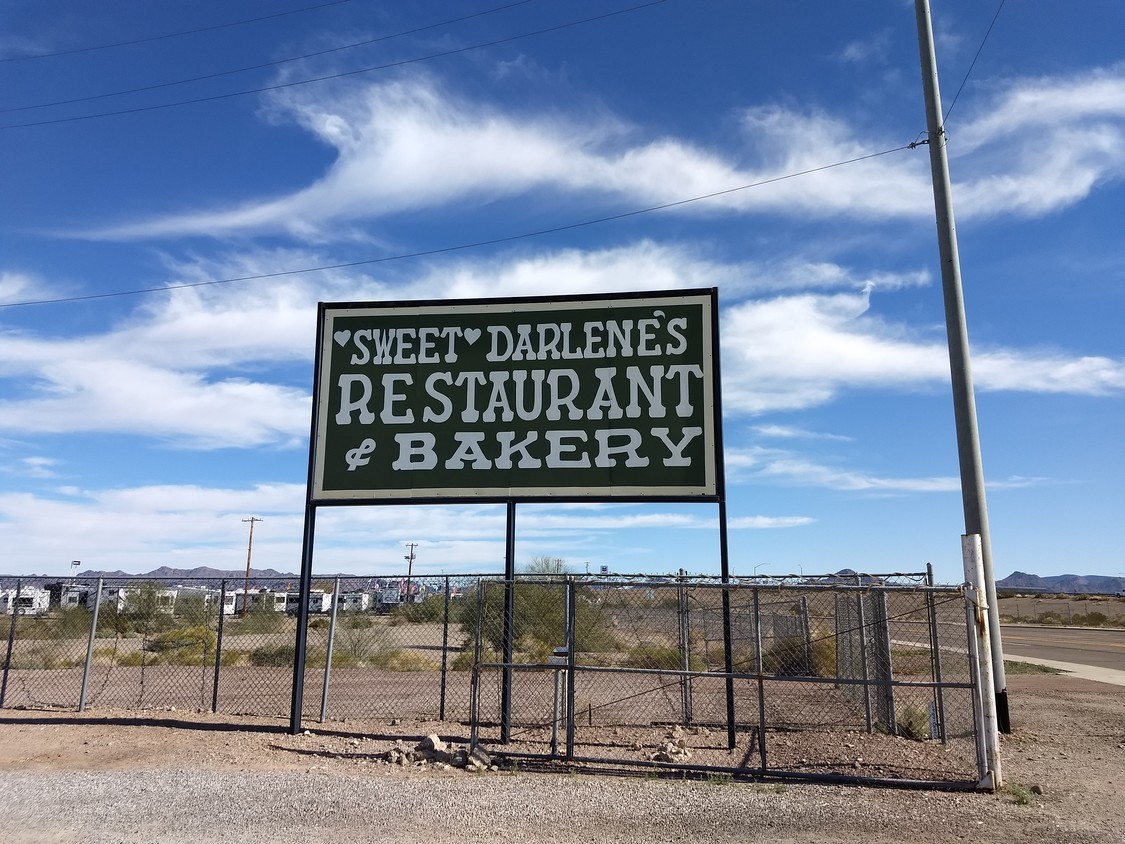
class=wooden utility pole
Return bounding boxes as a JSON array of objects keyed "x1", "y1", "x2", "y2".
[{"x1": 242, "y1": 517, "x2": 263, "y2": 616}]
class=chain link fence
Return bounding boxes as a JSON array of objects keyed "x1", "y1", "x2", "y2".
[
  {"x1": 468, "y1": 574, "x2": 984, "y2": 787},
  {"x1": 2, "y1": 571, "x2": 987, "y2": 787}
]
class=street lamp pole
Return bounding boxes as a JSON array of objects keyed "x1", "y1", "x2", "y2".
[{"x1": 242, "y1": 517, "x2": 263, "y2": 616}]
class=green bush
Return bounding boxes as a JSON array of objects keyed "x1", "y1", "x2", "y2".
[
  {"x1": 393, "y1": 595, "x2": 445, "y2": 624},
  {"x1": 144, "y1": 625, "x2": 216, "y2": 664},
  {"x1": 237, "y1": 605, "x2": 286, "y2": 634},
  {"x1": 456, "y1": 578, "x2": 619, "y2": 658}
]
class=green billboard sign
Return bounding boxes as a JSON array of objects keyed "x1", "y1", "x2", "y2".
[{"x1": 310, "y1": 290, "x2": 720, "y2": 502}]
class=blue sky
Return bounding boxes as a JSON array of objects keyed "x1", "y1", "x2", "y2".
[{"x1": 1, "y1": 0, "x2": 1122, "y2": 584}]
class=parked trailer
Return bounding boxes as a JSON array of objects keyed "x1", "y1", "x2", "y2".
[
  {"x1": 338, "y1": 591, "x2": 371, "y2": 612},
  {"x1": 0, "y1": 587, "x2": 50, "y2": 615},
  {"x1": 285, "y1": 590, "x2": 332, "y2": 614}
]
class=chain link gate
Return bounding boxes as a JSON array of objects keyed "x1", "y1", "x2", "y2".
[{"x1": 469, "y1": 575, "x2": 986, "y2": 787}]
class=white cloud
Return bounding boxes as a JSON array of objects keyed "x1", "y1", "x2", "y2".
[
  {"x1": 73, "y1": 76, "x2": 931, "y2": 241},
  {"x1": 720, "y1": 288, "x2": 1125, "y2": 414},
  {"x1": 67, "y1": 64, "x2": 1125, "y2": 240},
  {"x1": 0, "y1": 271, "x2": 53, "y2": 305},
  {"x1": 1, "y1": 245, "x2": 1121, "y2": 447},
  {"x1": 949, "y1": 67, "x2": 1125, "y2": 218},
  {"x1": 0, "y1": 456, "x2": 61, "y2": 479}
]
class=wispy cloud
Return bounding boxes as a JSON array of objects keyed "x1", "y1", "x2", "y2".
[
  {"x1": 751, "y1": 424, "x2": 852, "y2": 442},
  {"x1": 838, "y1": 30, "x2": 893, "y2": 65},
  {"x1": 727, "y1": 445, "x2": 1049, "y2": 494},
  {"x1": 73, "y1": 64, "x2": 1125, "y2": 241}
]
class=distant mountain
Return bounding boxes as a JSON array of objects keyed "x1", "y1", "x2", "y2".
[{"x1": 997, "y1": 571, "x2": 1125, "y2": 595}]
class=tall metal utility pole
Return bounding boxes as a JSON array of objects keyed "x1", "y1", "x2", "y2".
[
  {"x1": 242, "y1": 517, "x2": 263, "y2": 616},
  {"x1": 913, "y1": 0, "x2": 1008, "y2": 732},
  {"x1": 403, "y1": 542, "x2": 418, "y2": 603}
]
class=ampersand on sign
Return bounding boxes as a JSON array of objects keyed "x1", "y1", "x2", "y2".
[{"x1": 345, "y1": 438, "x2": 376, "y2": 471}]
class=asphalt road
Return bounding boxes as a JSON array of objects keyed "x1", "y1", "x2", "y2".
[{"x1": 999, "y1": 625, "x2": 1125, "y2": 672}]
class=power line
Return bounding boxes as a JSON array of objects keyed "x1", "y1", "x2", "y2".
[
  {"x1": 942, "y1": 0, "x2": 1006, "y2": 127},
  {"x1": 0, "y1": 1, "x2": 670, "y2": 130},
  {"x1": 0, "y1": 1, "x2": 356, "y2": 63},
  {"x1": 0, "y1": 143, "x2": 912, "y2": 309},
  {"x1": 2, "y1": 1, "x2": 540, "y2": 115}
]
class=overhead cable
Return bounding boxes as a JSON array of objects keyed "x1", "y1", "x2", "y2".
[
  {"x1": 0, "y1": 143, "x2": 912, "y2": 309},
  {"x1": 0, "y1": 1, "x2": 670, "y2": 130},
  {"x1": 0, "y1": 1, "x2": 357, "y2": 63},
  {"x1": 2, "y1": 1, "x2": 540, "y2": 114}
]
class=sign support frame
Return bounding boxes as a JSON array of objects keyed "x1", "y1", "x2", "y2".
[{"x1": 290, "y1": 288, "x2": 730, "y2": 737}]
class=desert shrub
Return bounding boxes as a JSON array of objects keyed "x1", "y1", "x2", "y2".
[
  {"x1": 623, "y1": 643, "x2": 703, "y2": 671},
  {"x1": 895, "y1": 702, "x2": 933, "y2": 740},
  {"x1": 174, "y1": 592, "x2": 212, "y2": 626},
  {"x1": 393, "y1": 595, "x2": 446, "y2": 624},
  {"x1": 371, "y1": 648, "x2": 438, "y2": 671},
  {"x1": 343, "y1": 613, "x2": 374, "y2": 629},
  {"x1": 9, "y1": 645, "x2": 83, "y2": 670},
  {"x1": 621, "y1": 643, "x2": 697, "y2": 670},
  {"x1": 1082, "y1": 611, "x2": 1108, "y2": 627},
  {"x1": 457, "y1": 576, "x2": 619, "y2": 657},
  {"x1": 308, "y1": 617, "x2": 330, "y2": 630},
  {"x1": 762, "y1": 635, "x2": 836, "y2": 677},
  {"x1": 249, "y1": 644, "x2": 293, "y2": 667},
  {"x1": 450, "y1": 646, "x2": 499, "y2": 671},
  {"x1": 145, "y1": 625, "x2": 216, "y2": 664},
  {"x1": 238, "y1": 604, "x2": 286, "y2": 634}
]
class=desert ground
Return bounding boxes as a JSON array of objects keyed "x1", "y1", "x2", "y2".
[{"x1": 0, "y1": 669, "x2": 1122, "y2": 844}]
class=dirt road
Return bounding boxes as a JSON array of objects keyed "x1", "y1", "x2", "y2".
[{"x1": 0, "y1": 672, "x2": 1122, "y2": 843}]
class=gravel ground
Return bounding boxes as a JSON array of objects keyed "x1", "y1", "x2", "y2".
[{"x1": 1, "y1": 673, "x2": 1122, "y2": 844}]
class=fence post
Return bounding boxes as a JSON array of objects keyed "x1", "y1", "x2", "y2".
[
  {"x1": 469, "y1": 579, "x2": 484, "y2": 731},
  {"x1": 564, "y1": 577, "x2": 577, "y2": 760},
  {"x1": 211, "y1": 580, "x2": 227, "y2": 713},
  {"x1": 925, "y1": 563, "x2": 948, "y2": 743},
  {"x1": 963, "y1": 533, "x2": 1003, "y2": 791},
  {"x1": 871, "y1": 590, "x2": 896, "y2": 733},
  {"x1": 798, "y1": 595, "x2": 812, "y2": 676},
  {"x1": 319, "y1": 576, "x2": 341, "y2": 722},
  {"x1": 78, "y1": 578, "x2": 103, "y2": 712},
  {"x1": 752, "y1": 586, "x2": 767, "y2": 771},
  {"x1": 856, "y1": 593, "x2": 874, "y2": 733},
  {"x1": 0, "y1": 579, "x2": 22, "y2": 708},
  {"x1": 677, "y1": 570, "x2": 692, "y2": 725},
  {"x1": 500, "y1": 503, "x2": 516, "y2": 744},
  {"x1": 439, "y1": 576, "x2": 451, "y2": 721}
]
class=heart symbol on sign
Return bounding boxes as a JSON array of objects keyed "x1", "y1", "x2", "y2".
[
  {"x1": 463, "y1": 328, "x2": 481, "y2": 345},
  {"x1": 334, "y1": 330, "x2": 351, "y2": 346}
]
